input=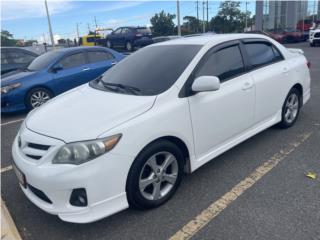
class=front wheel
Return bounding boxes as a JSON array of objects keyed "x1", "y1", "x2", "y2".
[
  {"x1": 278, "y1": 88, "x2": 301, "y2": 128},
  {"x1": 126, "y1": 140, "x2": 184, "y2": 209},
  {"x1": 26, "y1": 87, "x2": 52, "y2": 110}
]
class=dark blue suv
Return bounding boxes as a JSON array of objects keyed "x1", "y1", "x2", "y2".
[{"x1": 106, "y1": 27, "x2": 153, "y2": 51}]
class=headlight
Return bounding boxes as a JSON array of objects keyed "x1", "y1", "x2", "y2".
[
  {"x1": 1, "y1": 83, "x2": 21, "y2": 94},
  {"x1": 52, "y1": 134, "x2": 122, "y2": 165}
]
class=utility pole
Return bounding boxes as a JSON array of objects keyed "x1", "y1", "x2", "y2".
[
  {"x1": 177, "y1": 0, "x2": 181, "y2": 36},
  {"x1": 196, "y1": 1, "x2": 199, "y2": 32},
  {"x1": 206, "y1": 0, "x2": 209, "y2": 29},
  {"x1": 202, "y1": 1, "x2": 205, "y2": 33},
  {"x1": 94, "y1": 16, "x2": 98, "y2": 29},
  {"x1": 76, "y1": 23, "x2": 80, "y2": 39},
  {"x1": 245, "y1": 1, "x2": 248, "y2": 31},
  {"x1": 312, "y1": 0, "x2": 316, "y2": 22},
  {"x1": 87, "y1": 23, "x2": 91, "y2": 33},
  {"x1": 44, "y1": 0, "x2": 55, "y2": 49}
]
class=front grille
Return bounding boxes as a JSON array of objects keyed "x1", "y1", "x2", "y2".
[
  {"x1": 28, "y1": 143, "x2": 50, "y2": 151},
  {"x1": 28, "y1": 184, "x2": 52, "y2": 204},
  {"x1": 20, "y1": 141, "x2": 52, "y2": 160}
]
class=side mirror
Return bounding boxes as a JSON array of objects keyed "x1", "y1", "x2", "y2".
[
  {"x1": 52, "y1": 64, "x2": 63, "y2": 73},
  {"x1": 191, "y1": 76, "x2": 220, "y2": 92}
]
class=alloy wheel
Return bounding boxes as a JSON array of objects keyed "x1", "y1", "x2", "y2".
[
  {"x1": 30, "y1": 90, "x2": 51, "y2": 109},
  {"x1": 139, "y1": 151, "x2": 178, "y2": 201},
  {"x1": 284, "y1": 92, "x2": 299, "y2": 124}
]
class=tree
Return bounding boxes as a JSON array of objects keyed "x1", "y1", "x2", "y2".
[
  {"x1": 183, "y1": 16, "x2": 201, "y2": 34},
  {"x1": 150, "y1": 11, "x2": 176, "y2": 36},
  {"x1": 1, "y1": 30, "x2": 18, "y2": 46},
  {"x1": 209, "y1": 1, "x2": 251, "y2": 33}
]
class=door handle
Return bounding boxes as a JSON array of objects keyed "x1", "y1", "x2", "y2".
[
  {"x1": 111, "y1": 61, "x2": 117, "y2": 66},
  {"x1": 82, "y1": 68, "x2": 90, "y2": 71},
  {"x1": 242, "y1": 82, "x2": 253, "y2": 90}
]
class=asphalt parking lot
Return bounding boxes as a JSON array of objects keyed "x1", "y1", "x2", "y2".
[{"x1": 1, "y1": 42, "x2": 319, "y2": 240}]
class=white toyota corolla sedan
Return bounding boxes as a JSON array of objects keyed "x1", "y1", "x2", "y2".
[{"x1": 12, "y1": 34, "x2": 311, "y2": 223}]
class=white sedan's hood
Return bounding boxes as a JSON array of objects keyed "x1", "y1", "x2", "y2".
[{"x1": 26, "y1": 85, "x2": 156, "y2": 142}]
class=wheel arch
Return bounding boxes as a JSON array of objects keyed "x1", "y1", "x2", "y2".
[{"x1": 291, "y1": 83, "x2": 303, "y2": 106}]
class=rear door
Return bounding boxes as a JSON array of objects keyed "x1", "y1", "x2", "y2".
[
  {"x1": 188, "y1": 42, "x2": 255, "y2": 159},
  {"x1": 111, "y1": 28, "x2": 124, "y2": 47},
  {"x1": 243, "y1": 40, "x2": 289, "y2": 124},
  {"x1": 85, "y1": 50, "x2": 117, "y2": 78},
  {"x1": 52, "y1": 51, "x2": 91, "y2": 93}
]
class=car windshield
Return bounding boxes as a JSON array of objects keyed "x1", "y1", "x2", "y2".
[
  {"x1": 91, "y1": 45, "x2": 201, "y2": 96},
  {"x1": 27, "y1": 51, "x2": 61, "y2": 71}
]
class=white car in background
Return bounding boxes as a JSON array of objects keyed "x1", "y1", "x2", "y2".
[
  {"x1": 12, "y1": 34, "x2": 311, "y2": 223},
  {"x1": 309, "y1": 28, "x2": 320, "y2": 47}
]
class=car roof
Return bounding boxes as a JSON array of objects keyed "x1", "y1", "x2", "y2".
[
  {"x1": 50, "y1": 46, "x2": 110, "y2": 54},
  {"x1": 154, "y1": 33, "x2": 271, "y2": 46}
]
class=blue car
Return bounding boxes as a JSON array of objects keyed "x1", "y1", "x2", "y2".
[{"x1": 1, "y1": 46, "x2": 124, "y2": 113}]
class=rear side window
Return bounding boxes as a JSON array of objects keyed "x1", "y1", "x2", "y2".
[
  {"x1": 8, "y1": 51, "x2": 36, "y2": 64},
  {"x1": 59, "y1": 53, "x2": 86, "y2": 69},
  {"x1": 87, "y1": 51, "x2": 114, "y2": 63},
  {"x1": 315, "y1": 32, "x2": 320, "y2": 38},
  {"x1": 195, "y1": 45, "x2": 245, "y2": 82},
  {"x1": 244, "y1": 43, "x2": 282, "y2": 69},
  {"x1": 136, "y1": 28, "x2": 151, "y2": 34}
]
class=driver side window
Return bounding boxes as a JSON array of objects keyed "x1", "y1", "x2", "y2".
[{"x1": 58, "y1": 53, "x2": 86, "y2": 69}]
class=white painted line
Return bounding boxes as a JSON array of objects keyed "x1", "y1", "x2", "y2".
[
  {"x1": 170, "y1": 132, "x2": 313, "y2": 240},
  {"x1": 1, "y1": 165, "x2": 13, "y2": 173},
  {"x1": 1, "y1": 197, "x2": 22, "y2": 240},
  {"x1": 1, "y1": 119, "x2": 24, "y2": 127}
]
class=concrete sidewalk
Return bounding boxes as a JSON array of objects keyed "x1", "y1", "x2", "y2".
[{"x1": 1, "y1": 198, "x2": 21, "y2": 240}]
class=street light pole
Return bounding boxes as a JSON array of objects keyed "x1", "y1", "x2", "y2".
[
  {"x1": 44, "y1": 0, "x2": 55, "y2": 49},
  {"x1": 245, "y1": 1, "x2": 248, "y2": 31},
  {"x1": 202, "y1": 1, "x2": 205, "y2": 33},
  {"x1": 177, "y1": 0, "x2": 181, "y2": 36}
]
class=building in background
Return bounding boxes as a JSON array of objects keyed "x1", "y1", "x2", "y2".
[{"x1": 256, "y1": 0, "x2": 319, "y2": 31}]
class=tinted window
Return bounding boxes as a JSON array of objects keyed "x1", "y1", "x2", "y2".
[
  {"x1": 245, "y1": 43, "x2": 277, "y2": 68},
  {"x1": 8, "y1": 51, "x2": 35, "y2": 64},
  {"x1": 28, "y1": 51, "x2": 61, "y2": 71},
  {"x1": 136, "y1": 28, "x2": 151, "y2": 34},
  {"x1": 87, "y1": 36, "x2": 100, "y2": 43},
  {"x1": 59, "y1": 53, "x2": 86, "y2": 69},
  {"x1": 94, "y1": 45, "x2": 201, "y2": 96},
  {"x1": 114, "y1": 28, "x2": 122, "y2": 34},
  {"x1": 195, "y1": 45, "x2": 245, "y2": 81},
  {"x1": 87, "y1": 51, "x2": 114, "y2": 63}
]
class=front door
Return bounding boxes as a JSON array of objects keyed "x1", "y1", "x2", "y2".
[{"x1": 188, "y1": 43, "x2": 255, "y2": 160}]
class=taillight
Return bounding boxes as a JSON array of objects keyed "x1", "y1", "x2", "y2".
[{"x1": 307, "y1": 61, "x2": 311, "y2": 68}]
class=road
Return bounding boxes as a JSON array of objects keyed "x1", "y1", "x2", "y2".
[{"x1": 1, "y1": 42, "x2": 319, "y2": 240}]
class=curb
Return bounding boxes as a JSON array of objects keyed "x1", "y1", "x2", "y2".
[{"x1": 1, "y1": 197, "x2": 22, "y2": 240}]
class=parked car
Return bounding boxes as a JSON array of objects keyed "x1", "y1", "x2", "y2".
[
  {"x1": 1, "y1": 47, "x2": 38, "y2": 75},
  {"x1": 79, "y1": 34, "x2": 102, "y2": 46},
  {"x1": 1, "y1": 46, "x2": 124, "y2": 113},
  {"x1": 12, "y1": 34, "x2": 310, "y2": 223},
  {"x1": 267, "y1": 30, "x2": 287, "y2": 43},
  {"x1": 106, "y1": 26, "x2": 153, "y2": 51},
  {"x1": 283, "y1": 28, "x2": 304, "y2": 42},
  {"x1": 309, "y1": 28, "x2": 320, "y2": 47}
]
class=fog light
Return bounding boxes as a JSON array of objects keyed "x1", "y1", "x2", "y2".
[{"x1": 69, "y1": 188, "x2": 87, "y2": 207}]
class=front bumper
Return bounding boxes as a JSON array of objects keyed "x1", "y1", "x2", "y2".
[
  {"x1": 12, "y1": 125, "x2": 131, "y2": 223},
  {"x1": 1, "y1": 92, "x2": 27, "y2": 113}
]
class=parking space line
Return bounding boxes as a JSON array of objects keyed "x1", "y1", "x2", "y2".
[
  {"x1": 1, "y1": 165, "x2": 13, "y2": 173},
  {"x1": 1, "y1": 119, "x2": 24, "y2": 127},
  {"x1": 1, "y1": 197, "x2": 22, "y2": 240},
  {"x1": 169, "y1": 131, "x2": 313, "y2": 240}
]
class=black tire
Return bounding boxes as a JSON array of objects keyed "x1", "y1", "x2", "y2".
[
  {"x1": 125, "y1": 41, "x2": 133, "y2": 52},
  {"x1": 278, "y1": 88, "x2": 301, "y2": 129},
  {"x1": 106, "y1": 40, "x2": 112, "y2": 49},
  {"x1": 310, "y1": 42, "x2": 315, "y2": 47},
  {"x1": 126, "y1": 140, "x2": 184, "y2": 209},
  {"x1": 26, "y1": 87, "x2": 53, "y2": 110}
]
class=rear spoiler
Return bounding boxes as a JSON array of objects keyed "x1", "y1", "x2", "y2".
[{"x1": 287, "y1": 48, "x2": 304, "y2": 55}]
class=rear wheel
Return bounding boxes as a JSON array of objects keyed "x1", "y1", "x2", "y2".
[
  {"x1": 126, "y1": 140, "x2": 184, "y2": 209},
  {"x1": 26, "y1": 87, "x2": 52, "y2": 110},
  {"x1": 278, "y1": 88, "x2": 301, "y2": 128},
  {"x1": 106, "y1": 40, "x2": 112, "y2": 49},
  {"x1": 125, "y1": 41, "x2": 133, "y2": 52}
]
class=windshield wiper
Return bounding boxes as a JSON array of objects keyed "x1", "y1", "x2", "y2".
[{"x1": 101, "y1": 82, "x2": 141, "y2": 95}]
